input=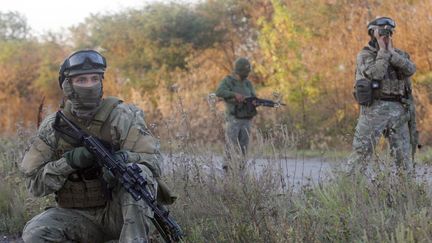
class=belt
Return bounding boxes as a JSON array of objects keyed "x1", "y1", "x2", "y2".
[{"x1": 374, "y1": 97, "x2": 404, "y2": 102}]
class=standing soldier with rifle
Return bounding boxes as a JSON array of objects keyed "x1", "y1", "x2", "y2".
[
  {"x1": 215, "y1": 57, "x2": 257, "y2": 159},
  {"x1": 215, "y1": 57, "x2": 284, "y2": 163},
  {"x1": 21, "y1": 49, "x2": 181, "y2": 242},
  {"x1": 349, "y1": 17, "x2": 418, "y2": 175}
]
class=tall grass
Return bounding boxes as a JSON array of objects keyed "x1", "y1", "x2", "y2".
[
  {"x1": 0, "y1": 129, "x2": 54, "y2": 236},
  {"x1": 162, "y1": 133, "x2": 432, "y2": 242},
  {"x1": 1, "y1": 118, "x2": 431, "y2": 242},
  {"x1": 159, "y1": 108, "x2": 432, "y2": 242}
]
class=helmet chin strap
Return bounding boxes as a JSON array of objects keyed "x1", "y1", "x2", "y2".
[{"x1": 100, "y1": 79, "x2": 104, "y2": 99}]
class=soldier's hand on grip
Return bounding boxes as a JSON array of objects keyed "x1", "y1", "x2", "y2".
[
  {"x1": 63, "y1": 146, "x2": 95, "y2": 169},
  {"x1": 234, "y1": 93, "x2": 245, "y2": 103},
  {"x1": 102, "y1": 150, "x2": 129, "y2": 186},
  {"x1": 113, "y1": 150, "x2": 129, "y2": 164}
]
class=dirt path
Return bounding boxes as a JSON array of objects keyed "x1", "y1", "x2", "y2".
[
  {"x1": 163, "y1": 154, "x2": 336, "y2": 187},
  {"x1": 163, "y1": 154, "x2": 432, "y2": 187}
]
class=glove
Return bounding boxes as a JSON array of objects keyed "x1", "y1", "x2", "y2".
[
  {"x1": 113, "y1": 150, "x2": 129, "y2": 164},
  {"x1": 234, "y1": 93, "x2": 245, "y2": 103},
  {"x1": 64, "y1": 147, "x2": 95, "y2": 169},
  {"x1": 102, "y1": 150, "x2": 129, "y2": 187}
]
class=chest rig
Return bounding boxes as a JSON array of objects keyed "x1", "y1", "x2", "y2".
[
  {"x1": 366, "y1": 47, "x2": 410, "y2": 101},
  {"x1": 226, "y1": 76, "x2": 257, "y2": 119},
  {"x1": 377, "y1": 64, "x2": 408, "y2": 100},
  {"x1": 53, "y1": 97, "x2": 123, "y2": 208}
]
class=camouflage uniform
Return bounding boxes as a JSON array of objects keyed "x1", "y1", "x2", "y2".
[
  {"x1": 349, "y1": 41, "x2": 416, "y2": 172},
  {"x1": 21, "y1": 98, "x2": 163, "y2": 243},
  {"x1": 215, "y1": 73, "x2": 256, "y2": 155}
]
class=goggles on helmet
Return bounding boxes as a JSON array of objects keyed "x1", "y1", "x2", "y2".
[
  {"x1": 65, "y1": 50, "x2": 106, "y2": 70},
  {"x1": 368, "y1": 17, "x2": 396, "y2": 30},
  {"x1": 58, "y1": 50, "x2": 107, "y2": 88},
  {"x1": 373, "y1": 17, "x2": 395, "y2": 28}
]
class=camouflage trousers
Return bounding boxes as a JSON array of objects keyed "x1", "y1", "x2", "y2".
[
  {"x1": 347, "y1": 100, "x2": 412, "y2": 173},
  {"x1": 225, "y1": 116, "x2": 252, "y2": 156},
  {"x1": 22, "y1": 164, "x2": 158, "y2": 243}
]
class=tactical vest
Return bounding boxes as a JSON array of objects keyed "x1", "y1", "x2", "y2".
[
  {"x1": 54, "y1": 96, "x2": 123, "y2": 208},
  {"x1": 377, "y1": 64, "x2": 408, "y2": 99},
  {"x1": 226, "y1": 76, "x2": 257, "y2": 119},
  {"x1": 363, "y1": 46, "x2": 410, "y2": 101}
]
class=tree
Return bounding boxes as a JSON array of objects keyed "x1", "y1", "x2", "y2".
[{"x1": 0, "y1": 11, "x2": 31, "y2": 41}]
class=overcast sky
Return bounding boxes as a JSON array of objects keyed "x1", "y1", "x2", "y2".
[{"x1": 0, "y1": 0, "x2": 155, "y2": 35}]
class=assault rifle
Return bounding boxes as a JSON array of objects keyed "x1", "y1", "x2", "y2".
[
  {"x1": 404, "y1": 96, "x2": 422, "y2": 164},
  {"x1": 244, "y1": 96, "x2": 286, "y2": 108},
  {"x1": 53, "y1": 111, "x2": 183, "y2": 243}
]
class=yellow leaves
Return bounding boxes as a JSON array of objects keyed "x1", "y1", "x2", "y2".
[
  {"x1": 304, "y1": 85, "x2": 320, "y2": 103},
  {"x1": 335, "y1": 109, "x2": 345, "y2": 123},
  {"x1": 256, "y1": 0, "x2": 315, "y2": 109}
]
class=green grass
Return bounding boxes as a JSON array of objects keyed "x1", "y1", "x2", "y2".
[
  {"x1": 1, "y1": 132, "x2": 432, "y2": 242},
  {"x1": 0, "y1": 133, "x2": 55, "y2": 236},
  {"x1": 415, "y1": 146, "x2": 432, "y2": 165},
  {"x1": 165, "y1": 163, "x2": 432, "y2": 242}
]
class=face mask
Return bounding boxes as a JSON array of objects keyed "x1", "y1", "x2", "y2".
[
  {"x1": 62, "y1": 80, "x2": 103, "y2": 119},
  {"x1": 234, "y1": 58, "x2": 251, "y2": 80},
  {"x1": 238, "y1": 70, "x2": 250, "y2": 80},
  {"x1": 235, "y1": 69, "x2": 250, "y2": 80}
]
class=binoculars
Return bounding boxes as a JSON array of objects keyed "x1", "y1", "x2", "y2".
[{"x1": 378, "y1": 28, "x2": 392, "y2": 37}]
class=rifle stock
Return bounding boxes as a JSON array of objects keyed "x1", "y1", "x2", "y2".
[{"x1": 406, "y1": 98, "x2": 420, "y2": 163}]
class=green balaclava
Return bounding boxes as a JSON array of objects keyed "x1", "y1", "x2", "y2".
[
  {"x1": 233, "y1": 57, "x2": 251, "y2": 80},
  {"x1": 62, "y1": 78, "x2": 103, "y2": 119}
]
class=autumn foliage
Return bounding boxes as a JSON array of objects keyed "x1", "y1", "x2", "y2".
[{"x1": 1, "y1": 0, "x2": 432, "y2": 149}]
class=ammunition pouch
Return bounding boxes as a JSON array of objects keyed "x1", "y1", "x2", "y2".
[
  {"x1": 56, "y1": 171, "x2": 108, "y2": 208},
  {"x1": 379, "y1": 78, "x2": 407, "y2": 97},
  {"x1": 354, "y1": 79, "x2": 374, "y2": 106},
  {"x1": 156, "y1": 177, "x2": 177, "y2": 205},
  {"x1": 373, "y1": 79, "x2": 408, "y2": 103},
  {"x1": 233, "y1": 102, "x2": 257, "y2": 119}
]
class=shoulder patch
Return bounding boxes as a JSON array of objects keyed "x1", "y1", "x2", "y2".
[
  {"x1": 111, "y1": 103, "x2": 145, "y2": 120},
  {"x1": 108, "y1": 103, "x2": 151, "y2": 145}
]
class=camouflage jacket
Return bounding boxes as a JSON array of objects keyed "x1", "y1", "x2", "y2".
[
  {"x1": 215, "y1": 74, "x2": 256, "y2": 117},
  {"x1": 355, "y1": 42, "x2": 416, "y2": 98},
  {"x1": 20, "y1": 98, "x2": 162, "y2": 197}
]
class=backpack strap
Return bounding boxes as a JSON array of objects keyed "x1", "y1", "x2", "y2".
[
  {"x1": 57, "y1": 96, "x2": 123, "y2": 144},
  {"x1": 89, "y1": 96, "x2": 123, "y2": 137}
]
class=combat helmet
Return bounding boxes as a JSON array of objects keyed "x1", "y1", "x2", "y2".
[
  {"x1": 233, "y1": 57, "x2": 251, "y2": 78},
  {"x1": 58, "y1": 50, "x2": 107, "y2": 88},
  {"x1": 367, "y1": 17, "x2": 396, "y2": 36}
]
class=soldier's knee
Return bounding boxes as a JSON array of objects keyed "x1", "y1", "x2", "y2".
[
  {"x1": 22, "y1": 223, "x2": 63, "y2": 243},
  {"x1": 22, "y1": 226, "x2": 43, "y2": 243}
]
